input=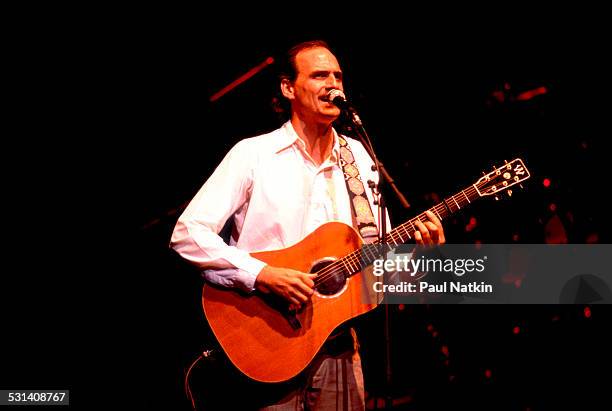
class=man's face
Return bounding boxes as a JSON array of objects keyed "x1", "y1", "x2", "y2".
[{"x1": 286, "y1": 47, "x2": 344, "y2": 122}]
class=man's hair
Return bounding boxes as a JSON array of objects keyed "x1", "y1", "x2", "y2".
[
  {"x1": 271, "y1": 40, "x2": 334, "y2": 118},
  {"x1": 279, "y1": 40, "x2": 333, "y2": 82}
]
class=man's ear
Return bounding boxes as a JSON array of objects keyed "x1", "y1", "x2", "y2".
[{"x1": 280, "y1": 78, "x2": 295, "y2": 100}]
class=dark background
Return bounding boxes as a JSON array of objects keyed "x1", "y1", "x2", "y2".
[{"x1": 2, "y1": 7, "x2": 611, "y2": 410}]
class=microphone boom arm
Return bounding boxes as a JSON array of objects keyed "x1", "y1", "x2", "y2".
[{"x1": 347, "y1": 108, "x2": 411, "y2": 210}]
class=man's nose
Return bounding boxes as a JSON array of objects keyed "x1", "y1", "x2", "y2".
[{"x1": 325, "y1": 75, "x2": 340, "y2": 89}]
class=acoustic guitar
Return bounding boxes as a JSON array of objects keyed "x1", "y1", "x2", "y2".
[{"x1": 202, "y1": 158, "x2": 530, "y2": 382}]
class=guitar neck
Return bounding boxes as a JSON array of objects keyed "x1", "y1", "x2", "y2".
[
  {"x1": 313, "y1": 157, "x2": 530, "y2": 287},
  {"x1": 383, "y1": 184, "x2": 480, "y2": 247},
  {"x1": 342, "y1": 184, "x2": 481, "y2": 274}
]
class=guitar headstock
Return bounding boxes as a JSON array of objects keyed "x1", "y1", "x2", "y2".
[{"x1": 475, "y1": 158, "x2": 530, "y2": 199}]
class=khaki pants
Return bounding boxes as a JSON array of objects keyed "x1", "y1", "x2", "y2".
[{"x1": 259, "y1": 329, "x2": 365, "y2": 411}]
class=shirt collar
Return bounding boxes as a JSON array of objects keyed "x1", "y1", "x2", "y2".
[{"x1": 276, "y1": 121, "x2": 341, "y2": 163}]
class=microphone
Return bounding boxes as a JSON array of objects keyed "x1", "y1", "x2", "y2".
[
  {"x1": 327, "y1": 89, "x2": 362, "y2": 126},
  {"x1": 326, "y1": 89, "x2": 352, "y2": 110}
]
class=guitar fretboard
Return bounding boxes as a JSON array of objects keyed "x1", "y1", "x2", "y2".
[{"x1": 313, "y1": 184, "x2": 481, "y2": 285}]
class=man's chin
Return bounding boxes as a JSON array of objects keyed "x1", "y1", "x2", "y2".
[
  {"x1": 319, "y1": 114, "x2": 340, "y2": 125},
  {"x1": 321, "y1": 108, "x2": 341, "y2": 118}
]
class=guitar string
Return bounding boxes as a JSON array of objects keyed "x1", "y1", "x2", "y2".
[{"x1": 313, "y1": 185, "x2": 481, "y2": 286}]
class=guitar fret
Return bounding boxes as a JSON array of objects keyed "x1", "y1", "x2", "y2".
[
  {"x1": 364, "y1": 245, "x2": 376, "y2": 263},
  {"x1": 433, "y1": 208, "x2": 442, "y2": 221},
  {"x1": 452, "y1": 195, "x2": 461, "y2": 210},
  {"x1": 341, "y1": 259, "x2": 351, "y2": 274},
  {"x1": 441, "y1": 204, "x2": 449, "y2": 217},
  {"x1": 443, "y1": 199, "x2": 453, "y2": 213},
  {"x1": 355, "y1": 250, "x2": 366, "y2": 271},
  {"x1": 349, "y1": 256, "x2": 359, "y2": 273},
  {"x1": 394, "y1": 230, "x2": 404, "y2": 244},
  {"x1": 403, "y1": 225, "x2": 412, "y2": 240},
  {"x1": 359, "y1": 248, "x2": 369, "y2": 266},
  {"x1": 462, "y1": 190, "x2": 471, "y2": 203},
  {"x1": 472, "y1": 183, "x2": 480, "y2": 197},
  {"x1": 392, "y1": 232, "x2": 400, "y2": 245}
]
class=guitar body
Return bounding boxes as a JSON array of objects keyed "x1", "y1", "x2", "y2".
[{"x1": 202, "y1": 222, "x2": 379, "y2": 383}]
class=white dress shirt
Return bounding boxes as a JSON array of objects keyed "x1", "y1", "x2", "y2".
[{"x1": 170, "y1": 121, "x2": 389, "y2": 291}]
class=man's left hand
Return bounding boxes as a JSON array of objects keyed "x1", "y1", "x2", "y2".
[{"x1": 414, "y1": 210, "x2": 445, "y2": 246}]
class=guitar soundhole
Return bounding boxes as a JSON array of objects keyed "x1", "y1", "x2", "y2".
[{"x1": 312, "y1": 259, "x2": 347, "y2": 296}]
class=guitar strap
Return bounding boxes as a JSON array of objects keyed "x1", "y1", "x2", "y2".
[{"x1": 338, "y1": 135, "x2": 379, "y2": 243}]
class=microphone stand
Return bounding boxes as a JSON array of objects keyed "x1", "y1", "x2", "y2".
[
  {"x1": 344, "y1": 107, "x2": 410, "y2": 410},
  {"x1": 346, "y1": 111, "x2": 411, "y2": 210}
]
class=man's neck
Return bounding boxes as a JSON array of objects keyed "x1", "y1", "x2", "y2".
[{"x1": 290, "y1": 115, "x2": 335, "y2": 166}]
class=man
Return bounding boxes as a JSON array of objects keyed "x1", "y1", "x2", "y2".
[{"x1": 171, "y1": 40, "x2": 445, "y2": 410}]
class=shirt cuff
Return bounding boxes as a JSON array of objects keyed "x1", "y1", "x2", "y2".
[{"x1": 202, "y1": 263, "x2": 265, "y2": 292}]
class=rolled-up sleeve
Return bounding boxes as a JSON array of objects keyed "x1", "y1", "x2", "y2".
[{"x1": 170, "y1": 140, "x2": 265, "y2": 291}]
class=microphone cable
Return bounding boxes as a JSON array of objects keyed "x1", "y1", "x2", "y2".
[{"x1": 184, "y1": 349, "x2": 213, "y2": 410}]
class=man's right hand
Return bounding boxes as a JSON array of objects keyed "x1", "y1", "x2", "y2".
[{"x1": 255, "y1": 265, "x2": 317, "y2": 308}]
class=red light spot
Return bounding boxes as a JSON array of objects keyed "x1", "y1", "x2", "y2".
[
  {"x1": 465, "y1": 216, "x2": 478, "y2": 232},
  {"x1": 210, "y1": 57, "x2": 276, "y2": 102},
  {"x1": 441, "y1": 345, "x2": 449, "y2": 357},
  {"x1": 485, "y1": 369, "x2": 492, "y2": 378},
  {"x1": 398, "y1": 304, "x2": 405, "y2": 311},
  {"x1": 543, "y1": 178, "x2": 551, "y2": 188},
  {"x1": 504, "y1": 82, "x2": 511, "y2": 90},
  {"x1": 545, "y1": 214, "x2": 568, "y2": 244},
  {"x1": 584, "y1": 306, "x2": 591, "y2": 318},
  {"x1": 502, "y1": 272, "x2": 526, "y2": 287},
  {"x1": 512, "y1": 233, "x2": 520, "y2": 242},
  {"x1": 432, "y1": 331, "x2": 439, "y2": 338},
  {"x1": 549, "y1": 203, "x2": 557, "y2": 212},
  {"x1": 586, "y1": 233, "x2": 599, "y2": 243},
  {"x1": 552, "y1": 315, "x2": 560, "y2": 322},
  {"x1": 513, "y1": 326, "x2": 520, "y2": 334},
  {"x1": 427, "y1": 324, "x2": 434, "y2": 332},
  {"x1": 516, "y1": 86, "x2": 548, "y2": 101},
  {"x1": 491, "y1": 90, "x2": 505, "y2": 102}
]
